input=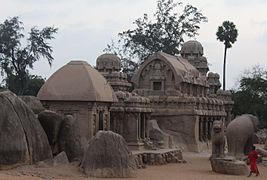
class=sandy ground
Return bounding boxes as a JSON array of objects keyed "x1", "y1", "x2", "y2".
[{"x1": 0, "y1": 152, "x2": 266, "y2": 180}]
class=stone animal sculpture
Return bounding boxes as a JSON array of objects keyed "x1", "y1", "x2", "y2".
[
  {"x1": 0, "y1": 91, "x2": 52, "y2": 168},
  {"x1": 211, "y1": 120, "x2": 225, "y2": 158},
  {"x1": 226, "y1": 114, "x2": 259, "y2": 159}
]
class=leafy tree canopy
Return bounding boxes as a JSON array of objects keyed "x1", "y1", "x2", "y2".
[
  {"x1": 104, "y1": 0, "x2": 207, "y2": 78},
  {"x1": 0, "y1": 16, "x2": 57, "y2": 95},
  {"x1": 232, "y1": 66, "x2": 267, "y2": 127},
  {"x1": 216, "y1": 21, "x2": 238, "y2": 48}
]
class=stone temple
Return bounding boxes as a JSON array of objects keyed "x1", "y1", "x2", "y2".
[{"x1": 37, "y1": 40, "x2": 233, "y2": 152}]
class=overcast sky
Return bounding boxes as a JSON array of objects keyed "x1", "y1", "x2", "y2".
[{"x1": 1, "y1": 0, "x2": 267, "y2": 89}]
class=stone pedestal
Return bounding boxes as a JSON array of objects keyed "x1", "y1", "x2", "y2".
[{"x1": 210, "y1": 157, "x2": 249, "y2": 175}]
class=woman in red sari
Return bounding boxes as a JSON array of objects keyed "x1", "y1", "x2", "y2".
[{"x1": 247, "y1": 146, "x2": 260, "y2": 177}]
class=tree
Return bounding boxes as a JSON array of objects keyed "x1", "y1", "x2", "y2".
[
  {"x1": 6, "y1": 74, "x2": 45, "y2": 96},
  {"x1": 216, "y1": 21, "x2": 238, "y2": 90},
  {"x1": 232, "y1": 66, "x2": 267, "y2": 127},
  {"x1": 105, "y1": 0, "x2": 207, "y2": 77},
  {"x1": 0, "y1": 16, "x2": 57, "y2": 95}
]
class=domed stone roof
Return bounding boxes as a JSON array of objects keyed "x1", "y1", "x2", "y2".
[
  {"x1": 37, "y1": 61, "x2": 117, "y2": 102},
  {"x1": 181, "y1": 40, "x2": 204, "y2": 56},
  {"x1": 96, "y1": 53, "x2": 121, "y2": 72}
]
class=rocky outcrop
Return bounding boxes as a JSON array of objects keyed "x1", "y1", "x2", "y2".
[
  {"x1": 0, "y1": 91, "x2": 52, "y2": 168},
  {"x1": 81, "y1": 131, "x2": 137, "y2": 178},
  {"x1": 58, "y1": 115, "x2": 83, "y2": 161},
  {"x1": 38, "y1": 112, "x2": 83, "y2": 161},
  {"x1": 38, "y1": 110, "x2": 63, "y2": 155},
  {"x1": 19, "y1": 95, "x2": 45, "y2": 114}
]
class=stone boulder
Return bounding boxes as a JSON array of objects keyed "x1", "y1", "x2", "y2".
[
  {"x1": 81, "y1": 131, "x2": 137, "y2": 178},
  {"x1": 38, "y1": 110, "x2": 63, "y2": 155},
  {"x1": 0, "y1": 91, "x2": 52, "y2": 168},
  {"x1": 19, "y1": 95, "x2": 45, "y2": 114},
  {"x1": 58, "y1": 115, "x2": 83, "y2": 161}
]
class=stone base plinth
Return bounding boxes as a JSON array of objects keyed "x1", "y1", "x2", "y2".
[
  {"x1": 133, "y1": 149, "x2": 186, "y2": 168},
  {"x1": 210, "y1": 157, "x2": 249, "y2": 175}
]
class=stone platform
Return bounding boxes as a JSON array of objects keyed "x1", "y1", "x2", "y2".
[
  {"x1": 210, "y1": 157, "x2": 249, "y2": 175},
  {"x1": 132, "y1": 149, "x2": 186, "y2": 168}
]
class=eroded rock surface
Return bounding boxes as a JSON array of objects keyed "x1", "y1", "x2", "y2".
[
  {"x1": 0, "y1": 91, "x2": 52, "y2": 168},
  {"x1": 81, "y1": 131, "x2": 137, "y2": 178}
]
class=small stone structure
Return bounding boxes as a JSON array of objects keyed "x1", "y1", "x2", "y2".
[
  {"x1": 81, "y1": 131, "x2": 137, "y2": 178},
  {"x1": 0, "y1": 91, "x2": 52, "y2": 168},
  {"x1": 37, "y1": 61, "x2": 118, "y2": 152}
]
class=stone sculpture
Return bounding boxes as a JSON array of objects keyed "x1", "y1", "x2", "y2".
[
  {"x1": 211, "y1": 120, "x2": 225, "y2": 158},
  {"x1": 226, "y1": 114, "x2": 259, "y2": 159},
  {"x1": 81, "y1": 131, "x2": 137, "y2": 178},
  {"x1": 148, "y1": 119, "x2": 171, "y2": 148},
  {"x1": 0, "y1": 91, "x2": 52, "y2": 168}
]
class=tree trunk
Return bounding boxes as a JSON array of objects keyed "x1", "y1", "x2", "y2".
[{"x1": 223, "y1": 45, "x2": 227, "y2": 90}]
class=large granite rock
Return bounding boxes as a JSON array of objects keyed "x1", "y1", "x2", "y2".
[
  {"x1": 38, "y1": 110, "x2": 63, "y2": 155},
  {"x1": 0, "y1": 91, "x2": 52, "y2": 168},
  {"x1": 210, "y1": 157, "x2": 249, "y2": 175},
  {"x1": 81, "y1": 131, "x2": 137, "y2": 178},
  {"x1": 38, "y1": 111, "x2": 83, "y2": 161},
  {"x1": 58, "y1": 115, "x2": 83, "y2": 161},
  {"x1": 19, "y1": 95, "x2": 45, "y2": 114}
]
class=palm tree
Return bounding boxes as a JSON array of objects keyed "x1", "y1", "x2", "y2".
[{"x1": 216, "y1": 21, "x2": 238, "y2": 90}]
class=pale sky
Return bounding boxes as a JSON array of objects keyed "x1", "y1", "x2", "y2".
[{"x1": 1, "y1": 0, "x2": 267, "y2": 89}]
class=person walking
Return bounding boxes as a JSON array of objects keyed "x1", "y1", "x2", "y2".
[{"x1": 247, "y1": 145, "x2": 260, "y2": 177}]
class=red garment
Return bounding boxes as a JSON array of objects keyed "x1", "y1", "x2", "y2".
[{"x1": 248, "y1": 150, "x2": 259, "y2": 173}]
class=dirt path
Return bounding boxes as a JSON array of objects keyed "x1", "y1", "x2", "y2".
[{"x1": 0, "y1": 152, "x2": 266, "y2": 180}]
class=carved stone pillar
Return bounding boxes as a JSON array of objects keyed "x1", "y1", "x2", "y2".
[
  {"x1": 199, "y1": 117, "x2": 203, "y2": 141},
  {"x1": 203, "y1": 118, "x2": 208, "y2": 142}
]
